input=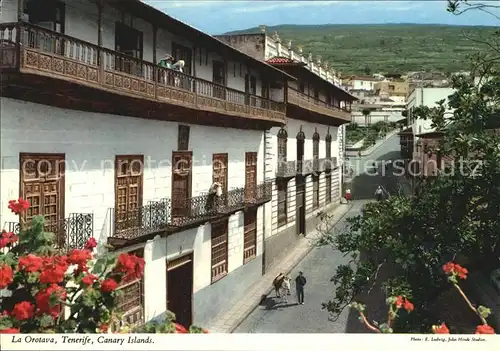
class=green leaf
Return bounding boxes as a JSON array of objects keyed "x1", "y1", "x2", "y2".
[
  {"x1": 27, "y1": 272, "x2": 40, "y2": 284},
  {"x1": 39, "y1": 314, "x2": 55, "y2": 328},
  {"x1": 477, "y1": 305, "x2": 491, "y2": 319},
  {"x1": 0, "y1": 317, "x2": 13, "y2": 329}
]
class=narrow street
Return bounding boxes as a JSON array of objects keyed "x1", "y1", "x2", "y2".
[{"x1": 234, "y1": 135, "x2": 405, "y2": 333}]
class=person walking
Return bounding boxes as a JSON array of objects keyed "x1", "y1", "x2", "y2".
[
  {"x1": 295, "y1": 271, "x2": 307, "y2": 305},
  {"x1": 345, "y1": 188, "x2": 352, "y2": 202},
  {"x1": 375, "y1": 186, "x2": 383, "y2": 201}
]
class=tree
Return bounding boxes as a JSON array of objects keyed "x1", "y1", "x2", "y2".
[
  {"x1": 362, "y1": 108, "x2": 372, "y2": 126},
  {"x1": 317, "y1": 2, "x2": 500, "y2": 333}
]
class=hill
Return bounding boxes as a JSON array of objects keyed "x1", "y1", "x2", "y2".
[{"x1": 225, "y1": 24, "x2": 497, "y2": 75}]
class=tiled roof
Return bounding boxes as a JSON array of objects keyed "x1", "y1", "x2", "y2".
[{"x1": 266, "y1": 56, "x2": 295, "y2": 64}]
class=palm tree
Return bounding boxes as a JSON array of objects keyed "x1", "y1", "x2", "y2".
[{"x1": 362, "y1": 108, "x2": 372, "y2": 126}]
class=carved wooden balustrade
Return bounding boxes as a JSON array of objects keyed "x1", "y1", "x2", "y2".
[
  {"x1": 276, "y1": 160, "x2": 297, "y2": 178},
  {"x1": 109, "y1": 183, "x2": 272, "y2": 242},
  {"x1": 288, "y1": 87, "x2": 351, "y2": 122},
  {"x1": 0, "y1": 22, "x2": 286, "y2": 123},
  {"x1": 2, "y1": 213, "x2": 94, "y2": 253}
]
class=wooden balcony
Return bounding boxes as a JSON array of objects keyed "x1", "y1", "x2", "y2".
[
  {"x1": 288, "y1": 87, "x2": 351, "y2": 124},
  {"x1": 0, "y1": 22, "x2": 286, "y2": 128},
  {"x1": 108, "y1": 182, "x2": 272, "y2": 247}
]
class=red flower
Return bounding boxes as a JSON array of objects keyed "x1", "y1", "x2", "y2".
[
  {"x1": 84, "y1": 237, "x2": 97, "y2": 251},
  {"x1": 11, "y1": 301, "x2": 35, "y2": 321},
  {"x1": 18, "y1": 254, "x2": 44, "y2": 273},
  {"x1": 393, "y1": 296, "x2": 414, "y2": 312},
  {"x1": 432, "y1": 323, "x2": 450, "y2": 334},
  {"x1": 99, "y1": 323, "x2": 109, "y2": 333},
  {"x1": 403, "y1": 300, "x2": 414, "y2": 312},
  {"x1": 0, "y1": 328, "x2": 20, "y2": 334},
  {"x1": 114, "y1": 253, "x2": 145, "y2": 282},
  {"x1": 8, "y1": 198, "x2": 30, "y2": 214},
  {"x1": 475, "y1": 324, "x2": 495, "y2": 334},
  {"x1": 174, "y1": 323, "x2": 188, "y2": 333},
  {"x1": 82, "y1": 274, "x2": 98, "y2": 286},
  {"x1": 203, "y1": 329, "x2": 209, "y2": 333},
  {"x1": 35, "y1": 284, "x2": 67, "y2": 318},
  {"x1": 100, "y1": 278, "x2": 118, "y2": 293},
  {"x1": 442, "y1": 262, "x2": 468, "y2": 280},
  {"x1": 39, "y1": 256, "x2": 69, "y2": 284},
  {"x1": 67, "y1": 249, "x2": 92, "y2": 268},
  {"x1": 0, "y1": 230, "x2": 18, "y2": 248},
  {"x1": 0, "y1": 264, "x2": 13, "y2": 289}
]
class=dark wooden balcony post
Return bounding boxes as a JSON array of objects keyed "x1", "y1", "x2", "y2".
[
  {"x1": 97, "y1": 0, "x2": 104, "y2": 80},
  {"x1": 283, "y1": 81, "x2": 288, "y2": 104},
  {"x1": 17, "y1": 0, "x2": 24, "y2": 21}
]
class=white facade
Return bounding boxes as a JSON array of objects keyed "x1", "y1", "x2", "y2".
[
  {"x1": 407, "y1": 87, "x2": 455, "y2": 138},
  {"x1": 0, "y1": 0, "x2": 283, "y2": 328},
  {"x1": 351, "y1": 109, "x2": 406, "y2": 126},
  {"x1": 2, "y1": 0, "x2": 272, "y2": 98},
  {"x1": 351, "y1": 78, "x2": 379, "y2": 91},
  {"x1": 263, "y1": 35, "x2": 342, "y2": 87}
]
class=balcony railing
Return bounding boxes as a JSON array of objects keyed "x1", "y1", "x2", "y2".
[
  {"x1": 2, "y1": 213, "x2": 94, "y2": 252},
  {"x1": 276, "y1": 160, "x2": 297, "y2": 178},
  {"x1": 109, "y1": 183, "x2": 272, "y2": 241},
  {"x1": 288, "y1": 87, "x2": 351, "y2": 121},
  {"x1": 0, "y1": 22, "x2": 286, "y2": 123}
]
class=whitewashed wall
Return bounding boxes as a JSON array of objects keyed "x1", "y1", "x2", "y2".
[
  {"x1": 351, "y1": 79, "x2": 377, "y2": 91},
  {"x1": 0, "y1": 97, "x2": 266, "y2": 321},
  {"x1": 266, "y1": 118, "x2": 341, "y2": 239},
  {"x1": 407, "y1": 87, "x2": 455, "y2": 137},
  {"x1": 0, "y1": 97, "x2": 264, "y2": 237}
]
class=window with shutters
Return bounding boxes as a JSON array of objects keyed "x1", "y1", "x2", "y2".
[
  {"x1": 325, "y1": 174, "x2": 331, "y2": 204},
  {"x1": 178, "y1": 125, "x2": 190, "y2": 151},
  {"x1": 244, "y1": 152, "x2": 257, "y2": 201},
  {"x1": 171, "y1": 151, "x2": 192, "y2": 219},
  {"x1": 277, "y1": 178, "x2": 287, "y2": 227},
  {"x1": 277, "y1": 128, "x2": 287, "y2": 162},
  {"x1": 115, "y1": 155, "x2": 144, "y2": 233},
  {"x1": 243, "y1": 209, "x2": 257, "y2": 264},
  {"x1": 113, "y1": 248, "x2": 144, "y2": 330},
  {"x1": 312, "y1": 175, "x2": 319, "y2": 210},
  {"x1": 213, "y1": 153, "x2": 228, "y2": 203},
  {"x1": 211, "y1": 219, "x2": 228, "y2": 282},
  {"x1": 313, "y1": 130, "x2": 320, "y2": 160},
  {"x1": 19, "y1": 153, "x2": 65, "y2": 243},
  {"x1": 325, "y1": 133, "x2": 332, "y2": 173}
]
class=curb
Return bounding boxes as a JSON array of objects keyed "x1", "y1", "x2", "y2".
[
  {"x1": 359, "y1": 131, "x2": 399, "y2": 157},
  {"x1": 228, "y1": 203, "x2": 354, "y2": 333}
]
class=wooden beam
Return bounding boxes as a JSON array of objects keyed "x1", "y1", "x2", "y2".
[
  {"x1": 17, "y1": 0, "x2": 24, "y2": 21},
  {"x1": 152, "y1": 25, "x2": 157, "y2": 63}
]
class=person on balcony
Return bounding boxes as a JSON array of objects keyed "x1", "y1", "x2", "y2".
[{"x1": 158, "y1": 53, "x2": 174, "y2": 69}]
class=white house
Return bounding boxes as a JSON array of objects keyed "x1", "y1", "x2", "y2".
[
  {"x1": 214, "y1": 31, "x2": 357, "y2": 271},
  {"x1": 347, "y1": 75, "x2": 381, "y2": 92},
  {"x1": 0, "y1": 0, "x2": 293, "y2": 329},
  {"x1": 407, "y1": 87, "x2": 455, "y2": 139}
]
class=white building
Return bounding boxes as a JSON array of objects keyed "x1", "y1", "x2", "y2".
[
  {"x1": 0, "y1": 0, "x2": 293, "y2": 329},
  {"x1": 215, "y1": 31, "x2": 357, "y2": 271},
  {"x1": 347, "y1": 75, "x2": 381, "y2": 92},
  {"x1": 407, "y1": 87, "x2": 455, "y2": 139}
]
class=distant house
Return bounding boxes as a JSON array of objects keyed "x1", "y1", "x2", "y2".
[{"x1": 345, "y1": 75, "x2": 382, "y2": 92}]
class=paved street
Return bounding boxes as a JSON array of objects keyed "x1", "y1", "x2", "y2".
[{"x1": 234, "y1": 135, "x2": 404, "y2": 333}]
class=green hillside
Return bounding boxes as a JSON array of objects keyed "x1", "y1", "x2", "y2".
[{"x1": 225, "y1": 24, "x2": 497, "y2": 75}]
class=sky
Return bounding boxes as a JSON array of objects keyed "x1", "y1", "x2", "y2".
[{"x1": 142, "y1": 0, "x2": 500, "y2": 34}]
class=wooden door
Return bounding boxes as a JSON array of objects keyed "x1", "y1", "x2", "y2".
[
  {"x1": 115, "y1": 156, "x2": 143, "y2": 233},
  {"x1": 172, "y1": 151, "x2": 192, "y2": 218},
  {"x1": 167, "y1": 253, "x2": 193, "y2": 328},
  {"x1": 20, "y1": 153, "x2": 65, "y2": 245},
  {"x1": 172, "y1": 43, "x2": 192, "y2": 75},
  {"x1": 213, "y1": 153, "x2": 228, "y2": 204},
  {"x1": 213, "y1": 61, "x2": 226, "y2": 100},
  {"x1": 244, "y1": 152, "x2": 257, "y2": 202},
  {"x1": 296, "y1": 178, "x2": 306, "y2": 236}
]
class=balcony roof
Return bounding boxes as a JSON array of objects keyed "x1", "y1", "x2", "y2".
[
  {"x1": 266, "y1": 56, "x2": 307, "y2": 66},
  {"x1": 109, "y1": 0, "x2": 295, "y2": 81}
]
